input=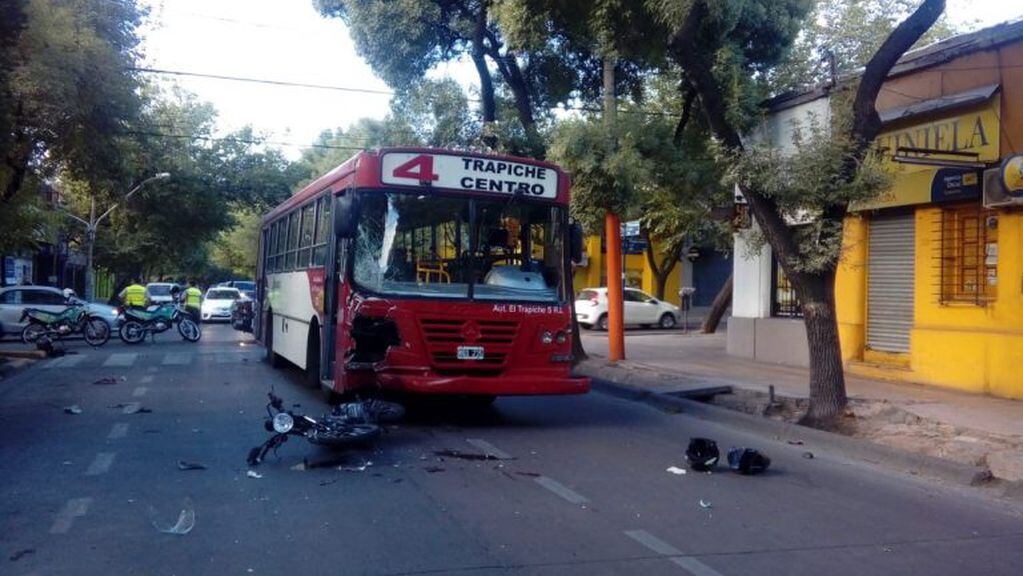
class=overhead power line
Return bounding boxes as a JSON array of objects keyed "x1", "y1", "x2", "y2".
[
  {"x1": 132, "y1": 67, "x2": 395, "y2": 96},
  {"x1": 124, "y1": 130, "x2": 367, "y2": 151}
]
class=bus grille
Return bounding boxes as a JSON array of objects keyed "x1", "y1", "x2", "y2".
[{"x1": 419, "y1": 318, "x2": 518, "y2": 369}]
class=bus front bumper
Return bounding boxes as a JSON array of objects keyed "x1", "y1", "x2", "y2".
[{"x1": 375, "y1": 372, "x2": 590, "y2": 396}]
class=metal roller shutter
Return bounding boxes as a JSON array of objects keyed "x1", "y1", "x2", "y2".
[{"x1": 867, "y1": 213, "x2": 915, "y2": 353}]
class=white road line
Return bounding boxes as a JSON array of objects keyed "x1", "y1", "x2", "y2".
[
  {"x1": 534, "y1": 476, "x2": 589, "y2": 505},
  {"x1": 122, "y1": 402, "x2": 141, "y2": 415},
  {"x1": 624, "y1": 530, "x2": 724, "y2": 576},
  {"x1": 147, "y1": 366, "x2": 158, "y2": 373},
  {"x1": 466, "y1": 438, "x2": 513, "y2": 460},
  {"x1": 162, "y1": 352, "x2": 191, "y2": 365},
  {"x1": 85, "y1": 452, "x2": 116, "y2": 476},
  {"x1": 49, "y1": 497, "x2": 92, "y2": 534},
  {"x1": 43, "y1": 354, "x2": 86, "y2": 368},
  {"x1": 132, "y1": 386, "x2": 147, "y2": 397},
  {"x1": 107, "y1": 423, "x2": 129, "y2": 439},
  {"x1": 140, "y1": 375, "x2": 154, "y2": 384},
  {"x1": 103, "y1": 353, "x2": 137, "y2": 367}
]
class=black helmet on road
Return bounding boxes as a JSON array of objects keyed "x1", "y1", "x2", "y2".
[{"x1": 686, "y1": 437, "x2": 720, "y2": 471}]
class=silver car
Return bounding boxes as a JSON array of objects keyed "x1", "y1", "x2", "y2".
[{"x1": 0, "y1": 286, "x2": 121, "y2": 338}]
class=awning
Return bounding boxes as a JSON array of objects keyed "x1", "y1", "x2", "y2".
[{"x1": 879, "y1": 84, "x2": 1000, "y2": 125}]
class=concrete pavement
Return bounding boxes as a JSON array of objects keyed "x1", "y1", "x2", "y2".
[{"x1": 1, "y1": 325, "x2": 1022, "y2": 575}]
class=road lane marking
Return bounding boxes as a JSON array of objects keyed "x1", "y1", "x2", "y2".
[
  {"x1": 147, "y1": 366, "x2": 158, "y2": 373},
  {"x1": 107, "y1": 423, "x2": 129, "y2": 439},
  {"x1": 624, "y1": 530, "x2": 724, "y2": 576},
  {"x1": 132, "y1": 386, "x2": 147, "y2": 397},
  {"x1": 162, "y1": 352, "x2": 191, "y2": 365},
  {"x1": 49, "y1": 498, "x2": 92, "y2": 534},
  {"x1": 122, "y1": 402, "x2": 141, "y2": 414},
  {"x1": 466, "y1": 438, "x2": 513, "y2": 460},
  {"x1": 85, "y1": 452, "x2": 116, "y2": 476},
  {"x1": 103, "y1": 353, "x2": 137, "y2": 367},
  {"x1": 43, "y1": 354, "x2": 86, "y2": 368},
  {"x1": 140, "y1": 375, "x2": 154, "y2": 384},
  {"x1": 534, "y1": 476, "x2": 589, "y2": 505}
]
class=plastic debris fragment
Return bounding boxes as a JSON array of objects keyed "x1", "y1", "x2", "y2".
[
  {"x1": 802, "y1": 451, "x2": 814, "y2": 459},
  {"x1": 92, "y1": 377, "x2": 118, "y2": 385},
  {"x1": 177, "y1": 460, "x2": 207, "y2": 471},
  {"x1": 666, "y1": 466, "x2": 687, "y2": 475},
  {"x1": 148, "y1": 497, "x2": 196, "y2": 535},
  {"x1": 247, "y1": 470, "x2": 263, "y2": 479},
  {"x1": 64, "y1": 405, "x2": 83, "y2": 415},
  {"x1": 699, "y1": 499, "x2": 713, "y2": 509}
]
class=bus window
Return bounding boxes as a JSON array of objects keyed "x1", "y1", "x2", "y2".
[
  {"x1": 285, "y1": 210, "x2": 300, "y2": 270},
  {"x1": 298, "y1": 202, "x2": 315, "y2": 268},
  {"x1": 311, "y1": 197, "x2": 330, "y2": 266}
]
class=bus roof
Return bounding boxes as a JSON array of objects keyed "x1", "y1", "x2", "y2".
[{"x1": 263, "y1": 147, "x2": 569, "y2": 223}]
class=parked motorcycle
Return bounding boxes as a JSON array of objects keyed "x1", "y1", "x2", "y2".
[
  {"x1": 247, "y1": 390, "x2": 405, "y2": 466},
  {"x1": 119, "y1": 302, "x2": 201, "y2": 344},
  {"x1": 20, "y1": 304, "x2": 110, "y2": 347}
]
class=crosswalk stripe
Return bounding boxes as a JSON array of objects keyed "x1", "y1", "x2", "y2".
[
  {"x1": 103, "y1": 353, "x2": 137, "y2": 367},
  {"x1": 162, "y1": 352, "x2": 191, "y2": 365},
  {"x1": 43, "y1": 354, "x2": 86, "y2": 369}
]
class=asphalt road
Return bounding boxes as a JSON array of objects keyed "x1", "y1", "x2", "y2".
[{"x1": 2, "y1": 325, "x2": 1022, "y2": 576}]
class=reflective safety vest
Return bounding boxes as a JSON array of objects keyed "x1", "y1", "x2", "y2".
[
  {"x1": 184, "y1": 286, "x2": 202, "y2": 308},
  {"x1": 123, "y1": 284, "x2": 147, "y2": 307}
]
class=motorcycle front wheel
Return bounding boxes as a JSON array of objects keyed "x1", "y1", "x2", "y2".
[
  {"x1": 178, "y1": 318, "x2": 201, "y2": 342},
  {"x1": 119, "y1": 320, "x2": 146, "y2": 344},
  {"x1": 83, "y1": 317, "x2": 111, "y2": 347},
  {"x1": 21, "y1": 323, "x2": 46, "y2": 344}
]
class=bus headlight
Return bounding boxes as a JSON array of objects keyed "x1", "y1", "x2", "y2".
[
  {"x1": 540, "y1": 330, "x2": 553, "y2": 345},
  {"x1": 555, "y1": 331, "x2": 567, "y2": 344}
]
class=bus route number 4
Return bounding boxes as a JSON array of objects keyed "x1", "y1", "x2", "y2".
[{"x1": 393, "y1": 155, "x2": 439, "y2": 183}]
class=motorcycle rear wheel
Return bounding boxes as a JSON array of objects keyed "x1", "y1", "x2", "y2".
[
  {"x1": 83, "y1": 317, "x2": 110, "y2": 347},
  {"x1": 21, "y1": 323, "x2": 45, "y2": 344},
  {"x1": 119, "y1": 320, "x2": 146, "y2": 344},
  {"x1": 178, "y1": 318, "x2": 201, "y2": 342}
]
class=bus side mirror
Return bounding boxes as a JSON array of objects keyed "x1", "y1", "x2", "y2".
[
  {"x1": 569, "y1": 222, "x2": 583, "y2": 263},
  {"x1": 334, "y1": 194, "x2": 356, "y2": 238}
]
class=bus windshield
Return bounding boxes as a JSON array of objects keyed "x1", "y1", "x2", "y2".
[{"x1": 353, "y1": 191, "x2": 566, "y2": 303}]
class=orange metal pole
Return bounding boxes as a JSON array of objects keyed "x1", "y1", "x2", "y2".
[{"x1": 605, "y1": 211, "x2": 625, "y2": 362}]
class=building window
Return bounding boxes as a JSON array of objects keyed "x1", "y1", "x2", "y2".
[
  {"x1": 938, "y1": 204, "x2": 997, "y2": 305},
  {"x1": 771, "y1": 256, "x2": 802, "y2": 318}
]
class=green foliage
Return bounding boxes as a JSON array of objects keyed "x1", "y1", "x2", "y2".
[
  {"x1": 771, "y1": 0, "x2": 963, "y2": 90},
  {"x1": 0, "y1": 180, "x2": 53, "y2": 254},
  {"x1": 210, "y1": 209, "x2": 262, "y2": 278}
]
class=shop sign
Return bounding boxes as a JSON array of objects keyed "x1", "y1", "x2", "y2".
[
  {"x1": 930, "y1": 168, "x2": 981, "y2": 203},
  {"x1": 1001, "y1": 154, "x2": 1023, "y2": 197}
]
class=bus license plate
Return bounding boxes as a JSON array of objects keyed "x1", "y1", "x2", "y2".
[{"x1": 457, "y1": 346, "x2": 484, "y2": 360}]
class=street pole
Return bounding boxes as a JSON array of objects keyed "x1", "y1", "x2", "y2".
[
  {"x1": 65, "y1": 173, "x2": 170, "y2": 302},
  {"x1": 603, "y1": 54, "x2": 625, "y2": 362}
]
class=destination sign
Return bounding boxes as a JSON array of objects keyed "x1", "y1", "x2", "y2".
[{"x1": 381, "y1": 152, "x2": 558, "y2": 198}]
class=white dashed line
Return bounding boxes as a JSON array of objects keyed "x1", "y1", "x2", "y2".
[
  {"x1": 466, "y1": 438, "x2": 513, "y2": 460},
  {"x1": 140, "y1": 375, "x2": 154, "y2": 384},
  {"x1": 534, "y1": 476, "x2": 589, "y2": 505},
  {"x1": 85, "y1": 452, "x2": 116, "y2": 476},
  {"x1": 43, "y1": 354, "x2": 86, "y2": 368},
  {"x1": 50, "y1": 498, "x2": 92, "y2": 534},
  {"x1": 103, "y1": 353, "x2": 137, "y2": 367},
  {"x1": 107, "y1": 423, "x2": 129, "y2": 439},
  {"x1": 162, "y1": 352, "x2": 191, "y2": 365},
  {"x1": 132, "y1": 386, "x2": 147, "y2": 397},
  {"x1": 624, "y1": 530, "x2": 724, "y2": 576}
]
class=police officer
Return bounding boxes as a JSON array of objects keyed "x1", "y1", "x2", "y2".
[
  {"x1": 183, "y1": 280, "x2": 202, "y2": 324},
  {"x1": 119, "y1": 278, "x2": 147, "y2": 310}
]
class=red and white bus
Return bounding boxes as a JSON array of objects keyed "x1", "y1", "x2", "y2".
[{"x1": 255, "y1": 148, "x2": 589, "y2": 402}]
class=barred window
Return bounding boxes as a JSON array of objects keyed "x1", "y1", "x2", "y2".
[
  {"x1": 771, "y1": 256, "x2": 802, "y2": 318},
  {"x1": 938, "y1": 204, "x2": 998, "y2": 305}
]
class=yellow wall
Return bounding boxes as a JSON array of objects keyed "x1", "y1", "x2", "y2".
[
  {"x1": 572, "y1": 236, "x2": 683, "y2": 306},
  {"x1": 836, "y1": 209, "x2": 1023, "y2": 398}
]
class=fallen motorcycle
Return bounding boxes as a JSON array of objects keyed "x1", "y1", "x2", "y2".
[
  {"x1": 119, "y1": 302, "x2": 201, "y2": 344},
  {"x1": 247, "y1": 390, "x2": 404, "y2": 466},
  {"x1": 20, "y1": 304, "x2": 110, "y2": 347}
]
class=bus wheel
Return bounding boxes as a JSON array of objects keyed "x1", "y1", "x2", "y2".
[
  {"x1": 305, "y1": 322, "x2": 321, "y2": 390},
  {"x1": 265, "y1": 311, "x2": 281, "y2": 368}
]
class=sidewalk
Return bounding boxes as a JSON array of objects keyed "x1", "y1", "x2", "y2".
[{"x1": 577, "y1": 329, "x2": 1023, "y2": 482}]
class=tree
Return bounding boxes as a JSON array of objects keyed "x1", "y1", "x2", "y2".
[
  {"x1": 663, "y1": 0, "x2": 946, "y2": 425},
  {"x1": 210, "y1": 209, "x2": 262, "y2": 278}
]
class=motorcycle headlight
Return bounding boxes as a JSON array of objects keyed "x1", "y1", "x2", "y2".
[{"x1": 272, "y1": 412, "x2": 294, "y2": 434}]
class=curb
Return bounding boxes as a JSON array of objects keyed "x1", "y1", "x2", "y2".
[
  {"x1": 578, "y1": 364, "x2": 993, "y2": 489},
  {"x1": 0, "y1": 357, "x2": 38, "y2": 381},
  {"x1": 0, "y1": 349, "x2": 47, "y2": 360}
]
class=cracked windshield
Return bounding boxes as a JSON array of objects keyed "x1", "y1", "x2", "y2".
[{"x1": 2, "y1": 1, "x2": 1023, "y2": 575}]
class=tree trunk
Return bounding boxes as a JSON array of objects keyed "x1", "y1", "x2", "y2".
[
  {"x1": 470, "y1": 7, "x2": 497, "y2": 150},
  {"x1": 795, "y1": 270, "x2": 847, "y2": 428},
  {"x1": 701, "y1": 273, "x2": 732, "y2": 333}
]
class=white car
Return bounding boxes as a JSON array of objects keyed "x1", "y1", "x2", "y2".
[
  {"x1": 145, "y1": 282, "x2": 181, "y2": 304},
  {"x1": 575, "y1": 287, "x2": 681, "y2": 330},
  {"x1": 201, "y1": 287, "x2": 241, "y2": 322}
]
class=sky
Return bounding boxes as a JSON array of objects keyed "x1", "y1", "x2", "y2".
[{"x1": 139, "y1": 0, "x2": 1023, "y2": 160}]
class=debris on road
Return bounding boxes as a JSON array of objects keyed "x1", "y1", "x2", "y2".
[
  {"x1": 666, "y1": 466, "x2": 688, "y2": 475},
  {"x1": 803, "y1": 451, "x2": 815, "y2": 459},
  {"x1": 339, "y1": 460, "x2": 372, "y2": 472},
  {"x1": 247, "y1": 470, "x2": 263, "y2": 479},
  {"x1": 685, "y1": 438, "x2": 719, "y2": 471},
  {"x1": 9, "y1": 548, "x2": 35, "y2": 562},
  {"x1": 290, "y1": 461, "x2": 307, "y2": 471},
  {"x1": 514, "y1": 471, "x2": 542, "y2": 478},
  {"x1": 177, "y1": 460, "x2": 207, "y2": 471},
  {"x1": 149, "y1": 498, "x2": 196, "y2": 535},
  {"x1": 434, "y1": 449, "x2": 502, "y2": 461},
  {"x1": 699, "y1": 499, "x2": 713, "y2": 509},
  {"x1": 727, "y1": 447, "x2": 771, "y2": 475},
  {"x1": 64, "y1": 405, "x2": 83, "y2": 415},
  {"x1": 786, "y1": 440, "x2": 804, "y2": 446},
  {"x1": 424, "y1": 466, "x2": 445, "y2": 473},
  {"x1": 92, "y1": 377, "x2": 119, "y2": 385}
]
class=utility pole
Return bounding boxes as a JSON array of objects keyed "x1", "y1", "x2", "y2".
[
  {"x1": 603, "y1": 54, "x2": 625, "y2": 363},
  {"x1": 63, "y1": 173, "x2": 170, "y2": 302}
]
